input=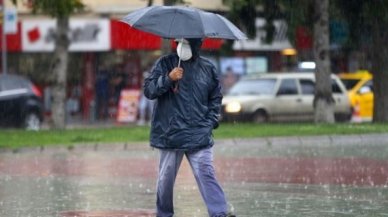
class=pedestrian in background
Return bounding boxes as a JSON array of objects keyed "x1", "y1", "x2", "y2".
[
  {"x1": 137, "y1": 65, "x2": 155, "y2": 125},
  {"x1": 95, "y1": 65, "x2": 110, "y2": 120},
  {"x1": 144, "y1": 38, "x2": 235, "y2": 217},
  {"x1": 221, "y1": 66, "x2": 238, "y2": 94}
]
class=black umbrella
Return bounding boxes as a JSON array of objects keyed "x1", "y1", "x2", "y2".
[
  {"x1": 121, "y1": 5, "x2": 247, "y2": 40},
  {"x1": 121, "y1": 5, "x2": 247, "y2": 92}
]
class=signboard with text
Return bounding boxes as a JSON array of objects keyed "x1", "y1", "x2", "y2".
[
  {"x1": 4, "y1": 8, "x2": 18, "y2": 34},
  {"x1": 22, "y1": 19, "x2": 110, "y2": 52}
]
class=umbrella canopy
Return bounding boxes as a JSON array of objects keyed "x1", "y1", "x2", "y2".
[{"x1": 121, "y1": 5, "x2": 247, "y2": 40}]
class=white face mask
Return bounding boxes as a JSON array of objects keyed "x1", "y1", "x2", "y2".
[{"x1": 176, "y1": 40, "x2": 192, "y2": 61}]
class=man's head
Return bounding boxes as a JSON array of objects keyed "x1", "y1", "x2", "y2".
[
  {"x1": 186, "y1": 38, "x2": 203, "y2": 58},
  {"x1": 176, "y1": 38, "x2": 203, "y2": 61}
]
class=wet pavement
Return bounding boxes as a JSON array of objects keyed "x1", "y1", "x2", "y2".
[{"x1": 1, "y1": 135, "x2": 388, "y2": 217}]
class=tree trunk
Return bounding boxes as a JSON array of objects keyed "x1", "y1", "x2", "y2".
[
  {"x1": 371, "y1": 23, "x2": 388, "y2": 122},
  {"x1": 50, "y1": 17, "x2": 70, "y2": 129},
  {"x1": 313, "y1": 0, "x2": 334, "y2": 123}
]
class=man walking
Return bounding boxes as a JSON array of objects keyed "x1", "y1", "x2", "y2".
[{"x1": 144, "y1": 38, "x2": 234, "y2": 217}]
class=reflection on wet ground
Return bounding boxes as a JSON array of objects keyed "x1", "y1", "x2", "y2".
[{"x1": 1, "y1": 140, "x2": 388, "y2": 217}]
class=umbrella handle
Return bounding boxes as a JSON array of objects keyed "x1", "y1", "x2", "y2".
[
  {"x1": 177, "y1": 38, "x2": 183, "y2": 68},
  {"x1": 173, "y1": 56, "x2": 181, "y2": 93},
  {"x1": 178, "y1": 57, "x2": 181, "y2": 68},
  {"x1": 173, "y1": 40, "x2": 183, "y2": 93},
  {"x1": 173, "y1": 81, "x2": 179, "y2": 93}
]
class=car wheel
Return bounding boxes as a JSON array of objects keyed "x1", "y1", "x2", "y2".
[
  {"x1": 24, "y1": 112, "x2": 41, "y2": 131},
  {"x1": 252, "y1": 110, "x2": 268, "y2": 123}
]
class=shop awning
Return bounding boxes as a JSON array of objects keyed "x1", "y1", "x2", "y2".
[
  {"x1": 111, "y1": 20, "x2": 162, "y2": 50},
  {"x1": 170, "y1": 38, "x2": 224, "y2": 50},
  {"x1": 111, "y1": 19, "x2": 223, "y2": 51},
  {"x1": 1, "y1": 19, "x2": 223, "y2": 52}
]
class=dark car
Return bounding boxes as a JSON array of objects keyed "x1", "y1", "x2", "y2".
[{"x1": 0, "y1": 74, "x2": 43, "y2": 130}]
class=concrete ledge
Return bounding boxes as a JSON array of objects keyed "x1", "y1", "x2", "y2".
[{"x1": 360, "y1": 133, "x2": 388, "y2": 145}]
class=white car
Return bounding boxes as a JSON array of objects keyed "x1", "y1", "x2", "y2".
[{"x1": 222, "y1": 72, "x2": 352, "y2": 123}]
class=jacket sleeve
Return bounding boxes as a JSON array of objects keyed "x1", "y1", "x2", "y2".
[
  {"x1": 144, "y1": 57, "x2": 174, "y2": 100},
  {"x1": 206, "y1": 66, "x2": 223, "y2": 129}
]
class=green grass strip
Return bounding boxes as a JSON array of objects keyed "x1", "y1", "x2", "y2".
[{"x1": 0, "y1": 123, "x2": 387, "y2": 149}]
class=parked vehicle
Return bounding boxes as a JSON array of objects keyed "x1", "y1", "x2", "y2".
[
  {"x1": 338, "y1": 70, "x2": 373, "y2": 122},
  {"x1": 0, "y1": 74, "x2": 44, "y2": 130},
  {"x1": 221, "y1": 72, "x2": 352, "y2": 123}
]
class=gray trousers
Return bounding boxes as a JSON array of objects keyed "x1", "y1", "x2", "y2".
[{"x1": 156, "y1": 147, "x2": 228, "y2": 217}]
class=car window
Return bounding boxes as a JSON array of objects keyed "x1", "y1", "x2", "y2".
[
  {"x1": 360, "y1": 80, "x2": 374, "y2": 93},
  {"x1": 340, "y1": 78, "x2": 360, "y2": 90},
  {"x1": 363, "y1": 80, "x2": 373, "y2": 90},
  {"x1": 228, "y1": 78, "x2": 276, "y2": 95},
  {"x1": 332, "y1": 79, "x2": 343, "y2": 93},
  {"x1": 277, "y1": 79, "x2": 298, "y2": 95},
  {"x1": 299, "y1": 79, "x2": 315, "y2": 95},
  {"x1": 0, "y1": 77, "x2": 29, "y2": 91}
]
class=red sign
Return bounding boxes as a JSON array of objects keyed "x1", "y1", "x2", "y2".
[
  {"x1": 22, "y1": 19, "x2": 111, "y2": 52},
  {"x1": 0, "y1": 22, "x2": 22, "y2": 52}
]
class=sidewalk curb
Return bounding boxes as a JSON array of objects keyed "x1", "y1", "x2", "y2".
[
  {"x1": 216, "y1": 133, "x2": 388, "y2": 147},
  {"x1": 2, "y1": 133, "x2": 388, "y2": 154}
]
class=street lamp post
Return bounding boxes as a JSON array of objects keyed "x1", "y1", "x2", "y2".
[{"x1": 0, "y1": 0, "x2": 6, "y2": 75}]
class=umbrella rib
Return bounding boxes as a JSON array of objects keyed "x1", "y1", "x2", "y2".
[
  {"x1": 168, "y1": 9, "x2": 178, "y2": 38},
  {"x1": 198, "y1": 10, "x2": 206, "y2": 38}
]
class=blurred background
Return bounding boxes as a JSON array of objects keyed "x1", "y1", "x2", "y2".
[{"x1": 0, "y1": 0, "x2": 386, "y2": 130}]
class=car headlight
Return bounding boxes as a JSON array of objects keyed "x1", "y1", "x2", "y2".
[{"x1": 225, "y1": 101, "x2": 241, "y2": 113}]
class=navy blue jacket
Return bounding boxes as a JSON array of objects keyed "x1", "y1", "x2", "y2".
[{"x1": 144, "y1": 54, "x2": 222, "y2": 150}]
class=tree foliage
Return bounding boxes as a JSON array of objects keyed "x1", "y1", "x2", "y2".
[
  {"x1": 222, "y1": 0, "x2": 258, "y2": 39},
  {"x1": 222, "y1": 0, "x2": 282, "y2": 42},
  {"x1": 11, "y1": 0, "x2": 84, "y2": 18},
  {"x1": 280, "y1": 0, "x2": 313, "y2": 46},
  {"x1": 334, "y1": 0, "x2": 388, "y2": 122}
]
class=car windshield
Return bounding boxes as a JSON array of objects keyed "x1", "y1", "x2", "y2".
[
  {"x1": 340, "y1": 78, "x2": 361, "y2": 90},
  {"x1": 228, "y1": 78, "x2": 276, "y2": 95}
]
